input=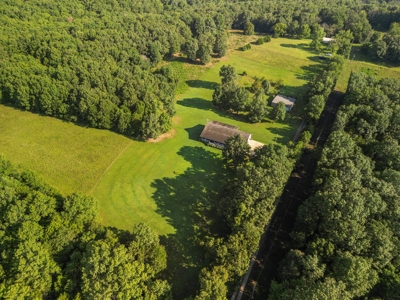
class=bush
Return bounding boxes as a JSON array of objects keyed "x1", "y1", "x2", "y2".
[
  {"x1": 242, "y1": 71, "x2": 247, "y2": 76},
  {"x1": 256, "y1": 38, "x2": 264, "y2": 45},
  {"x1": 242, "y1": 43, "x2": 251, "y2": 51},
  {"x1": 263, "y1": 35, "x2": 272, "y2": 42}
]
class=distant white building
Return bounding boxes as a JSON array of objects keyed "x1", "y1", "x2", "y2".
[
  {"x1": 271, "y1": 95, "x2": 296, "y2": 111},
  {"x1": 322, "y1": 37, "x2": 335, "y2": 43}
]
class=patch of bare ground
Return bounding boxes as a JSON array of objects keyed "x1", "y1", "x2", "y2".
[
  {"x1": 172, "y1": 116, "x2": 181, "y2": 125},
  {"x1": 147, "y1": 128, "x2": 176, "y2": 143}
]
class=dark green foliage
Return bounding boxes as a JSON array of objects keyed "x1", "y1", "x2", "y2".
[
  {"x1": 248, "y1": 92, "x2": 268, "y2": 122},
  {"x1": 0, "y1": 157, "x2": 169, "y2": 299},
  {"x1": 305, "y1": 55, "x2": 345, "y2": 123},
  {"x1": 222, "y1": 134, "x2": 251, "y2": 169},
  {"x1": 334, "y1": 30, "x2": 354, "y2": 58},
  {"x1": 185, "y1": 38, "x2": 200, "y2": 62},
  {"x1": 263, "y1": 35, "x2": 272, "y2": 42},
  {"x1": 271, "y1": 102, "x2": 287, "y2": 121},
  {"x1": 197, "y1": 44, "x2": 212, "y2": 65},
  {"x1": 213, "y1": 32, "x2": 228, "y2": 57},
  {"x1": 251, "y1": 77, "x2": 270, "y2": 94},
  {"x1": 271, "y1": 74, "x2": 400, "y2": 299},
  {"x1": 0, "y1": 1, "x2": 194, "y2": 139},
  {"x1": 242, "y1": 43, "x2": 252, "y2": 51},
  {"x1": 256, "y1": 38, "x2": 265, "y2": 45},
  {"x1": 219, "y1": 65, "x2": 237, "y2": 85},
  {"x1": 244, "y1": 22, "x2": 255, "y2": 35},
  {"x1": 213, "y1": 65, "x2": 250, "y2": 114},
  {"x1": 310, "y1": 24, "x2": 325, "y2": 50},
  {"x1": 273, "y1": 23, "x2": 288, "y2": 38}
]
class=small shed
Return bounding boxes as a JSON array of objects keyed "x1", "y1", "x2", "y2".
[
  {"x1": 199, "y1": 121, "x2": 251, "y2": 148},
  {"x1": 271, "y1": 95, "x2": 296, "y2": 111},
  {"x1": 322, "y1": 37, "x2": 335, "y2": 43}
]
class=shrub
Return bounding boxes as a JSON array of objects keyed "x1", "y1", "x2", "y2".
[
  {"x1": 263, "y1": 35, "x2": 272, "y2": 42},
  {"x1": 256, "y1": 38, "x2": 264, "y2": 45},
  {"x1": 242, "y1": 43, "x2": 251, "y2": 51}
]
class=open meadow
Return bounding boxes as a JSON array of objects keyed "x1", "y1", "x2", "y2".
[
  {"x1": 336, "y1": 45, "x2": 400, "y2": 92},
  {"x1": 0, "y1": 34, "x2": 326, "y2": 297}
]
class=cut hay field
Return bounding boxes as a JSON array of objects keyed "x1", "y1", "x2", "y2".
[
  {"x1": 0, "y1": 35, "x2": 322, "y2": 298},
  {"x1": 0, "y1": 105, "x2": 130, "y2": 195}
]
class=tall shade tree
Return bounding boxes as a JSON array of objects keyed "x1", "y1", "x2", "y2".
[
  {"x1": 219, "y1": 65, "x2": 237, "y2": 85},
  {"x1": 271, "y1": 101, "x2": 287, "y2": 121},
  {"x1": 273, "y1": 23, "x2": 288, "y2": 37},
  {"x1": 310, "y1": 25, "x2": 325, "y2": 50},
  {"x1": 248, "y1": 92, "x2": 268, "y2": 122},
  {"x1": 244, "y1": 22, "x2": 255, "y2": 35},
  {"x1": 185, "y1": 38, "x2": 199, "y2": 62},
  {"x1": 195, "y1": 266, "x2": 229, "y2": 300},
  {"x1": 335, "y1": 30, "x2": 354, "y2": 58},
  {"x1": 222, "y1": 134, "x2": 251, "y2": 169},
  {"x1": 213, "y1": 32, "x2": 228, "y2": 57}
]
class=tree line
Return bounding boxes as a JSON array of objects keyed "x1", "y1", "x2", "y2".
[
  {"x1": 0, "y1": 157, "x2": 170, "y2": 299},
  {"x1": 305, "y1": 56, "x2": 345, "y2": 123},
  {"x1": 269, "y1": 72, "x2": 400, "y2": 299}
]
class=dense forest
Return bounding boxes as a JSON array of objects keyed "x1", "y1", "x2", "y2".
[
  {"x1": 0, "y1": 156, "x2": 169, "y2": 298},
  {"x1": 269, "y1": 73, "x2": 400, "y2": 299},
  {"x1": 1, "y1": 0, "x2": 400, "y2": 139}
]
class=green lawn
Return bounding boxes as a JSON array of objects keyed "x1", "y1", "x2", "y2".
[
  {"x1": 0, "y1": 36, "x2": 322, "y2": 298},
  {"x1": 92, "y1": 36, "x2": 319, "y2": 297},
  {"x1": 0, "y1": 105, "x2": 130, "y2": 195},
  {"x1": 94, "y1": 37, "x2": 320, "y2": 234}
]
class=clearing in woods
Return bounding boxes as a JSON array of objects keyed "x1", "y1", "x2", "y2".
[{"x1": 0, "y1": 34, "x2": 343, "y2": 298}]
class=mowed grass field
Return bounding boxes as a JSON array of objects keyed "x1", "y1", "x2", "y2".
[
  {"x1": 95, "y1": 36, "x2": 320, "y2": 233},
  {"x1": 0, "y1": 35, "x2": 322, "y2": 298},
  {"x1": 0, "y1": 105, "x2": 130, "y2": 195}
]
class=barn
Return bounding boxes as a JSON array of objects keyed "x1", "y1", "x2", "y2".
[{"x1": 199, "y1": 121, "x2": 252, "y2": 149}]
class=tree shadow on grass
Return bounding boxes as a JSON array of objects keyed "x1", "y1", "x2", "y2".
[
  {"x1": 280, "y1": 43, "x2": 314, "y2": 52},
  {"x1": 185, "y1": 124, "x2": 204, "y2": 141},
  {"x1": 186, "y1": 80, "x2": 218, "y2": 90},
  {"x1": 151, "y1": 146, "x2": 229, "y2": 299},
  {"x1": 268, "y1": 123, "x2": 297, "y2": 144},
  {"x1": 177, "y1": 97, "x2": 250, "y2": 123},
  {"x1": 177, "y1": 97, "x2": 213, "y2": 110}
]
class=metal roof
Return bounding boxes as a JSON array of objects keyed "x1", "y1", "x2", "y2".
[
  {"x1": 200, "y1": 121, "x2": 251, "y2": 144},
  {"x1": 272, "y1": 95, "x2": 296, "y2": 107}
]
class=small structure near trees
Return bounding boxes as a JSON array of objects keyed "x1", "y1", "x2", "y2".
[
  {"x1": 271, "y1": 94, "x2": 296, "y2": 111},
  {"x1": 200, "y1": 121, "x2": 251, "y2": 149},
  {"x1": 322, "y1": 37, "x2": 335, "y2": 43}
]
